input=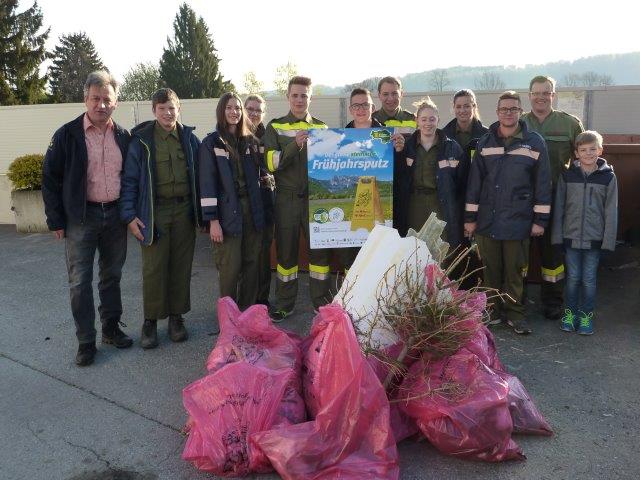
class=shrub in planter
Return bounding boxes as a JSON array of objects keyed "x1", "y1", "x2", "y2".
[
  {"x1": 7, "y1": 153, "x2": 44, "y2": 191},
  {"x1": 7, "y1": 153, "x2": 48, "y2": 233}
]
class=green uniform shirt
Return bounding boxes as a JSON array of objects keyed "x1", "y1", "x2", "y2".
[
  {"x1": 154, "y1": 122, "x2": 189, "y2": 199},
  {"x1": 263, "y1": 111, "x2": 327, "y2": 194},
  {"x1": 522, "y1": 110, "x2": 584, "y2": 183},
  {"x1": 372, "y1": 107, "x2": 416, "y2": 135},
  {"x1": 408, "y1": 138, "x2": 441, "y2": 231},
  {"x1": 413, "y1": 139, "x2": 439, "y2": 191},
  {"x1": 501, "y1": 125, "x2": 523, "y2": 148},
  {"x1": 455, "y1": 125, "x2": 473, "y2": 151}
]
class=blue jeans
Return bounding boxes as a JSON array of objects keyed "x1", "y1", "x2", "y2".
[
  {"x1": 564, "y1": 247, "x2": 601, "y2": 314},
  {"x1": 65, "y1": 203, "x2": 127, "y2": 344}
]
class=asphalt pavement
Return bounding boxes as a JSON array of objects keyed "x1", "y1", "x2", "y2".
[{"x1": 1, "y1": 224, "x2": 639, "y2": 480}]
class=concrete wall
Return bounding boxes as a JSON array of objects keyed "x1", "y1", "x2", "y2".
[{"x1": 1, "y1": 86, "x2": 639, "y2": 224}]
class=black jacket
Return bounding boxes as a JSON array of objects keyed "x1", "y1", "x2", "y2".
[
  {"x1": 198, "y1": 130, "x2": 265, "y2": 236},
  {"x1": 396, "y1": 129, "x2": 466, "y2": 245},
  {"x1": 42, "y1": 114, "x2": 130, "y2": 231},
  {"x1": 465, "y1": 120, "x2": 552, "y2": 240}
]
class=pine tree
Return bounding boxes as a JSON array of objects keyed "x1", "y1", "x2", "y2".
[
  {"x1": 159, "y1": 3, "x2": 233, "y2": 99},
  {"x1": 0, "y1": 0, "x2": 49, "y2": 105},
  {"x1": 48, "y1": 32, "x2": 106, "y2": 103}
]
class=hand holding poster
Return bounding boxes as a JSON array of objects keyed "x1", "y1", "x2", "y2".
[{"x1": 307, "y1": 128, "x2": 394, "y2": 249}]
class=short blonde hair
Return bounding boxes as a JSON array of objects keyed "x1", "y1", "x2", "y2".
[
  {"x1": 413, "y1": 96, "x2": 439, "y2": 117},
  {"x1": 575, "y1": 130, "x2": 603, "y2": 149}
]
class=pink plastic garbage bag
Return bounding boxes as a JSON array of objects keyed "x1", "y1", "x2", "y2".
[
  {"x1": 252, "y1": 304, "x2": 400, "y2": 479},
  {"x1": 399, "y1": 352, "x2": 524, "y2": 462},
  {"x1": 182, "y1": 362, "x2": 290, "y2": 476},
  {"x1": 499, "y1": 372, "x2": 553, "y2": 436},
  {"x1": 206, "y1": 297, "x2": 305, "y2": 426}
]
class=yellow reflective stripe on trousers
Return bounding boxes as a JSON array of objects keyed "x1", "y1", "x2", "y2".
[
  {"x1": 309, "y1": 263, "x2": 330, "y2": 280},
  {"x1": 266, "y1": 150, "x2": 281, "y2": 172},
  {"x1": 276, "y1": 264, "x2": 298, "y2": 282},
  {"x1": 541, "y1": 265, "x2": 565, "y2": 282}
]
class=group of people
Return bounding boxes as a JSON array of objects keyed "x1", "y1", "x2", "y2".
[{"x1": 41, "y1": 70, "x2": 617, "y2": 367}]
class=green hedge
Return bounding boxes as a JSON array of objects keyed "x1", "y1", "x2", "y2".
[{"x1": 7, "y1": 154, "x2": 44, "y2": 191}]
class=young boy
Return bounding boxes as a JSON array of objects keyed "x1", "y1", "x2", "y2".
[
  {"x1": 120, "y1": 88, "x2": 201, "y2": 348},
  {"x1": 552, "y1": 131, "x2": 618, "y2": 335}
]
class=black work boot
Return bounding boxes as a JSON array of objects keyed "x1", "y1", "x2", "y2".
[
  {"x1": 168, "y1": 315, "x2": 188, "y2": 342},
  {"x1": 140, "y1": 319, "x2": 158, "y2": 349},
  {"x1": 75, "y1": 341, "x2": 97, "y2": 367},
  {"x1": 102, "y1": 320, "x2": 133, "y2": 348}
]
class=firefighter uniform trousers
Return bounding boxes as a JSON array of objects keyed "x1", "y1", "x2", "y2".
[
  {"x1": 274, "y1": 189, "x2": 332, "y2": 312},
  {"x1": 537, "y1": 204, "x2": 565, "y2": 308},
  {"x1": 476, "y1": 235, "x2": 530, "y2": 322},
  {"x1": 522, "y1": 109, "x2": 584, "y2": 312},
  {"x1": 212, "y1": 196, "x2": 262, "y2": 310},
  {"x1": 141, "y1": 200, "x2": 196, "y2": 319}
]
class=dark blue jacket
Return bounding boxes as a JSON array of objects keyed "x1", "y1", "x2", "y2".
[
  {"x1": 465, "y1": 120, "x2": 551, "y2": 240},
  {"x1": 396, "y1": 129, "x2": 466, "y2": 246},
  {"x1": 42, "y1": 114, "x2": 130, "y2": 230},
  {"x1": 119, "y1": 121, "x2": 201, "y2": 246},
  {"x1": 198, "y1": 130, "x2": 265, "y2": 236}
]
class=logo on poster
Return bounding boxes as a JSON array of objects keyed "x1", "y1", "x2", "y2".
[
  {"x1": 313, "y1": 208, "x2": 330, "y2": 223},
  {"x1": 329, "y1": 207, "x2": 344, "y2": 223}
]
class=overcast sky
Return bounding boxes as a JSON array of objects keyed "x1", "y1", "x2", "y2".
[{"x1": 24, "y1": 0, "x2": 640, "y2": 90}]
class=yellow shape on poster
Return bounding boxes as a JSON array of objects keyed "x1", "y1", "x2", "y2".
[{"x1": 351, "y1": 176, "x2": 385, "y2": 231}]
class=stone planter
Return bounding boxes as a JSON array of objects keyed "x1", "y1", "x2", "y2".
[{"x1": 10, "y1": 190, "x2": 49, "y2": 233}]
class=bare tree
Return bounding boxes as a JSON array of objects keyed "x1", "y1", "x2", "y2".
[
  {"x1": 561, "y1": 73, "x2": 583, "y2": 87},
  {"x1": 273, "y1": 60, "x2": 298, "y2": 96},
  {"x1": 243, "y1": 71, "x2": 264, "y2": 95},
  {"x1": 428, "y1": 69, "x2": 450, "y2": 92},
  {"x1": 474, "y1": 71, "x2": 506, "y2": 91},
  {"x1": 581, "y1": 71, "x2": 614, "y2": 86}
]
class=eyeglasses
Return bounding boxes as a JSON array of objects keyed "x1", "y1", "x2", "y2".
[
  {"x1": 350, "y1": 102, "x2": 372, "y2": 110},
  {"x1": 497, "y1": 107, "x2": 522, "y2": 115},
  {"x1": 530, "y1": 91, "x2": 553, "y2": 98},
  {"x1": 246, "y1": 107, "x2": 264, "y2": 114}
]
